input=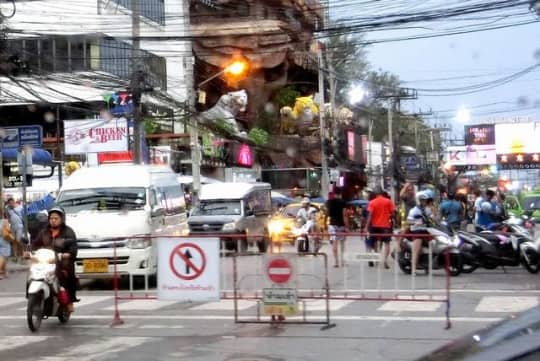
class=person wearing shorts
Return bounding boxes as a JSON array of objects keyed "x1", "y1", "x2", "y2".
[
  {"x1": 364, "y1": 188, "x2": 396, "y2": 269},
  {"x1": 326, "y1": 189, "x2": 348, "y2": 268}
]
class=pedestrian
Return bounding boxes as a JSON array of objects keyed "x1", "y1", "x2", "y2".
[
  {"x1": 5, "y1": 197, "x2": 24, "y2": 260},
  {"x1": 439, "y1": 192, "x2": 463, "y2": 231},
  {"x1": 364, "y1": 187, "x2": 396, "y2": 269},
  {"x1": 0, "y1": 210, "x2": 13, "y2": 279},
  {"x1": 472, "y1": 189, "x2": 484, "y2": 227},
  {"x1": 399, "y1": 182, "x2": 416, "y2": 230},
  {"x1": 30, "y1": 206, "x2": 78, "y2": 312},
  {"x1": 325, "y1": 189, "x2": 349, "y2": 268},
  {"x1": 477, "y1": 190, "x2": 501, "y2": 229}
]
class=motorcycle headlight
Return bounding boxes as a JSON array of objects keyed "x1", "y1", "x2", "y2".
[
  {"x1": 268, "y1": 221, "x2": 284, "y2": 234},
  {"x1": 451, "y1": 236, "x2": 461, "y2": 247},
  {"x1": 222, "y1": 222, "x2": 236, "y2": 231},
  {"x1": 126, "y1": 238, "x2": 152, "y2": 249}
]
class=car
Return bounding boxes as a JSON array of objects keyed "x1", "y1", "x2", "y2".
[
  {"x1": 416, "y1": 305, "x2": 540, "y2": 361},
  {"x1": 268, "y1": 202, "x2": 327, "y2": 245}
]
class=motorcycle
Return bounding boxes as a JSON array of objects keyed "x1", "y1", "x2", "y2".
[
  {"x1": 457, "y1": 221, "x2": 540, "y2": 274},
  {"x1": 397, "y1": 220, "x2": 463, "y2": 276},
  {"x1": 26, "y1": 248, "x2": 71, "y2": 332},
  {"x1": 293, "y1": 217, "x2": 314, "y2": 253}
]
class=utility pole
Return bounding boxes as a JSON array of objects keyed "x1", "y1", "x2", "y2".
[
  {"x1": 387, "y1": 99, "x2": 395, "y2": 201},
  {"x1": 317, "y1": 45, "x2": 330, "y2": 198},
  {"x1": 130, "y1": 0, "x2": 143, "y2": 164}
]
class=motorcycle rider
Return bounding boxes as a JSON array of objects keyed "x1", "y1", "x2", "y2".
[
  {"x1": 29, "y1": 206, "x2": 78, "y2": 312},
  {"x1": 407, "y1": 190, "x2": 434, "y2": 274},
  {"x1": 296, "y1": 197, "x2": 319, "y2": 251},
  {"x1": 477, "y1": 189, "x2": 502, "y2": 230}
]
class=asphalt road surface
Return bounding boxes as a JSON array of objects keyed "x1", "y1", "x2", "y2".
[{"x1": 1, "y1": 236, "x2": 539, "y2": 361}]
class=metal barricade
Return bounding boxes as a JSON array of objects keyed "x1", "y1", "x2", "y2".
[{"x1": 229, "y1": 252, "x2": 335, "y2": 329}]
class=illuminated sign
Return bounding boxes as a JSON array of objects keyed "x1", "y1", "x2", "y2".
[
  {"x1": 497, "y1": 153, "x2": 540, "y2": 169},
  {"x1": 236, "y1": 144, "x2": 253, "y2": 167},
  {"x1": 65, "y1": 118, "x2": 128, "y2": 154},
  {"x1": 464, "y1": 124, "x2": 495, "y2": 146},
  {"x1": 446, "y1": 145, "x2": 496, "y2": 166},
  {"x1": 495, "y1": 123, "x2": 540, "y2": 154},
  {"x1": 347, "y1": 131, "x2": 355, "y2": 161}
]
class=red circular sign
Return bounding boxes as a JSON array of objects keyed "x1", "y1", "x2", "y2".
[
  {"x1": 267, "y1": 258, "x2": 292, "y2": 284},
  {"x1": 169, "y1": 242, "x2": 206, "y2": 281}
]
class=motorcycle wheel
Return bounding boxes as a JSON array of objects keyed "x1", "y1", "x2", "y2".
[
  {"x1": 27, "y1": 292, "x2": 44, "y2": 332},
  {"x1": 523, "y1": 249, "x2": 540, "y2": 274},
  {"x1": 447, "y1": 253, "x2": 463, "y2": 277},
  {"x1": 398, "y1": 251, "x2": 412, "y2": 274},
  {"x1": 58, "y1": 306, "x2": 71, "y2": 324},
  {"x1": 483, "y1": 261, "x2": 499, "y2": 270}
]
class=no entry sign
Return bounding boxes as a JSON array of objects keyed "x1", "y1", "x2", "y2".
[{"x1": 267, "y1": 257, "x2": 293, "y2": 284}]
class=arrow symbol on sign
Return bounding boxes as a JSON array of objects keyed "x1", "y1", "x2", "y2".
[{"x1": 183, "y1": 249, "x2": 193, "y2": 274}]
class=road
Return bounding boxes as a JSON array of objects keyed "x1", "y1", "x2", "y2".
[{"x1": 1, "y1": 236, "x2": 539, "y2": 361}]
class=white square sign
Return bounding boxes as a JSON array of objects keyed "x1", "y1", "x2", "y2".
[{"x1": 158, "y1": 237, "x2": 220, "y2": 302}]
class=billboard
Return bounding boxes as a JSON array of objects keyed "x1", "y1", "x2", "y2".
[
  {"x1": 447, "y1": 145, "x2": 496, "y2": 168},
  {"x1": 464, "y1": 124, "x2": 495, "y2": 146},
  {"x1": 64, "y1": 118, "x2": 128, "y2": 154},
  {"x1": 495, "y1": 122, "x2": 540, "y2": 154}
]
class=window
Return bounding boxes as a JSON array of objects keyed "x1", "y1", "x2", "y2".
[
  {"x1": 247, "y1": 189, "x2": 271, "y2": 215},
  {"x1": 112, "y1": 0, "x2": 165, "y2": 25}
]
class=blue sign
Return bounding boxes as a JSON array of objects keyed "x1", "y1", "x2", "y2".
[
  {"x1": 1, "y1": 125, "x2": 43, "y2": 149},
  {"x1": 403, "y1": 155, "x2": 418, "y2": 170}
]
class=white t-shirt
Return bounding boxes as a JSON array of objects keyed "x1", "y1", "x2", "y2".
[
  {"x1": 297, "y1": 206, "x2": 317, "y2": 223},
  {"x1": 407, "y1": 206, "x2": 433, "y2": 231},
  {"x1": 474, "y1": 197, "x2": 484, "y2": 223}
]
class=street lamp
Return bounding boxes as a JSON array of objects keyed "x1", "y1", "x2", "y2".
[
  {"x1": 456, "y1": 106, "x2": 471, "y2": 123},
  {"x1": 190, "y1": 57, "x2": 250, "y2": 203}
]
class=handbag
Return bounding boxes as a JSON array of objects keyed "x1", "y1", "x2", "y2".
[{"x1": 2, "y1": 220, "x2": 16, "y2": 243}]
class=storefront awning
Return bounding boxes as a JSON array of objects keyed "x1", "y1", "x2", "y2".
[{"x1": 1, "y1": 148, "x2": 53, "y2": 165}]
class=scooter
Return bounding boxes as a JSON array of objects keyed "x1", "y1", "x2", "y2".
[
  {"x1": 457, "y1": 222, "x2": 540, "y2": 274},
  {"x1": 397, "y1": 220, "x2": 463, "y2": 276},
  {"x1": 293, "y1": 218, "x2": 314, "y2": 253},
  {"x1": 26, "y1": 248, "x2": 71, "y2": 332}
]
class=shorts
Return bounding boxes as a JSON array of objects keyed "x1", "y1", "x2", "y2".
[
  {"x1": 367, "y1": 227, "x2": 392, "y2": 248},
  {"x1": 328, "y1": 225, "x2": 346, "y2": 244}
]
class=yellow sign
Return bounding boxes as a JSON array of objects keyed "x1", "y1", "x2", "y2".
[
  {"x1": 262, "y1": 288, "x2": 298, "y2": 316},
  {"x1": 82, "y1": 259, "x2": 109, "y2": 273}
]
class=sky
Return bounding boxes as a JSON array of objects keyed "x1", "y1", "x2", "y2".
[{"x1": 330, "y1": 3, "x2": 540, "y2": 140}]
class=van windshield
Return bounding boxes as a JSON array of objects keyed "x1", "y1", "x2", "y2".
[
  {"x1": 57, "y1": 187, "x2": 146, "y2": 212},
  {"x1": 192, "y1": 201, "x2": 241, "y2": 216}
]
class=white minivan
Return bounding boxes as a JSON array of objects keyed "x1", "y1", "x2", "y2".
[{"x1": 55, "y1": 165, "x2": 187, "y2": 281}]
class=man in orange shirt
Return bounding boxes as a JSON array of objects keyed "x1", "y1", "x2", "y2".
[{"x1": 364, "y1": 187, "x2": 396, "y2": 269}]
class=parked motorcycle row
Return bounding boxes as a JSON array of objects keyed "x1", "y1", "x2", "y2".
[{"x1": 396, "y1": 216, "x2": 540, "y2": 277}]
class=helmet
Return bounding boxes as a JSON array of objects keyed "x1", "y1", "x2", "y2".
[
  {"x1": 48, "y1": 206, "x2": 65, "y2": 218},
  {"x1": 418, "y1": 190, "x2": 434, "y2": 201},
  {"x1": 301, "y1": 197, "x2": 310, "y2": 206}
]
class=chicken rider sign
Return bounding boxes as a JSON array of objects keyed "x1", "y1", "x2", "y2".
[{"x1": 158, "y1": 238, "x2": 219, "y2": 301}]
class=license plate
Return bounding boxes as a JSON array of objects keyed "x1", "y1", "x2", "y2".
[{"x1": 82, "y1": 259, "x2": 109, "y2": 273}]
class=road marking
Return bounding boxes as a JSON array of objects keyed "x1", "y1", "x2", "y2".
[
  {"x1": 189, "y1": 299, "x2": 257, "y2": 311},
  {"x1": 103, "y1": 300, "x2": 178, "y2": 311},
  {"x1": 378, "y1": 301, "x2": 442, "y2": 312},
  {"x1": 475, "y1": 296, "x2": 539, "y2": 313},
  {"x1": 139, "y1": 325, "x2": 184, "y2": 329},
  {"x1": 16, "y1": 296, "x2": 113, "y2": 311},
  {"x1": 298, "y1": 300, "x2": 354, "y2": 311},
  {"x1": 36, "y1": 337, "x2": 154, "y2": 361},
  {"x1": 0, "y1": 297, "x2": 24, "y2": 308},
  {"x1": 0, "y1": 336, "x2": 53, "y2": 352},
  {"x1": 0, "y1": 315, "x2": 502, "y2": 323}
]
